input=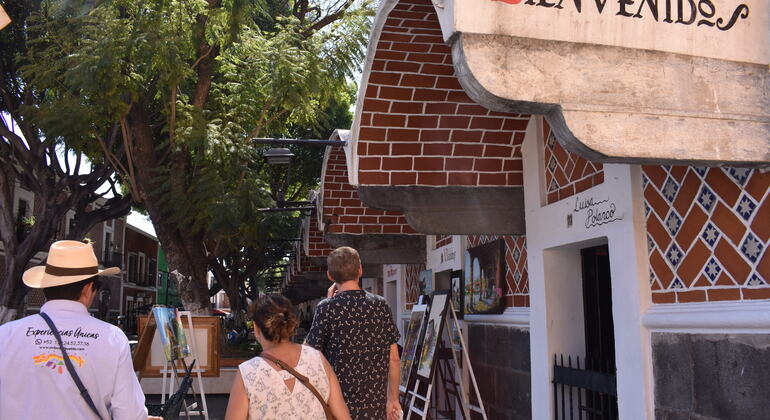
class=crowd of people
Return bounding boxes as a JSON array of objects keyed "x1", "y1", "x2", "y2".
[{"x1": 0, "y1": 241, "x2": 402, "y2": 420}]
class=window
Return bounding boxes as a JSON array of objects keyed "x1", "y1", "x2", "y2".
[
  {"x1": 127, "y1": 253, "x2": 138, "y2": 284},
  {"x1": 103, "y1": 232, "x2": 112, "y2": 262},
  {"x1": 149, "y1": 258, "x2": 157, "y2": 287},
  {"x1": 137, "y1": 253, "x2": 146, "y2": 286}
]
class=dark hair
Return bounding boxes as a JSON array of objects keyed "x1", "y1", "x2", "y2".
[
  {"x1": 327, "y1": 246, "x2": 361, "y2": 283},
  {"x1": 249, "y1": 294, "x2": 298, "y2": 342},
  {"x1": 43, "y1": 277, "x2": 101, "y2": 301}
]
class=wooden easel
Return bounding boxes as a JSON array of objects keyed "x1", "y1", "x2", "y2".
[
  {"x1": 404, "y1": 301, "x2": 487, "y2": 420},
  {"x1": 160, "y1": 311, "x2": 210, "y2": 420}
]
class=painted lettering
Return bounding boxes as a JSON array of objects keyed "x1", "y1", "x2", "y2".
[{"x1": 497, "y1": 0, "x2": 749, "y2": 31}]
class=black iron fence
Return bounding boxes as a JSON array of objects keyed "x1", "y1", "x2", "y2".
[
  {"x1": 102, "y1": 252, "x2": 123, "y2": 269},
  {"x1": 120, "y1": 303, "x2": 153, "y2": 336},
  {"x1": 553, "y1": 354, "x2": 618, "y2": 420}
]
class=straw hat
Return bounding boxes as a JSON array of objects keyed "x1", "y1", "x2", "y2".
[{"x1": 23, "y1": 240, "x2": 121, "y2": 288}]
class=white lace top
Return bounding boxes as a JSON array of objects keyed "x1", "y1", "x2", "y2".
[{"x1": 239, "y1": 345, "x2": 330, "y2": 420}]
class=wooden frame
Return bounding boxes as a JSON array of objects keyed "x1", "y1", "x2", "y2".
[
  {"x1": 450, "y1": 270, "x2": 464, "y2": 320},
  {"x1": 399, "y1": 304, "x2": 428, "y2": 391},
  {"x1": 416, "y1": 290, "x2": 450, "y2": 382},
  {"x1": 135, "y1": 315, "x2": 221, "y2": 377}
]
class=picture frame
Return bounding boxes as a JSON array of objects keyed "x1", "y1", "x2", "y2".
[
  {"x1": 418, "y1": 269, "x2": 433, "y2": 296},
  {"x1": 416, "y1": 290, "x2": 450, "y2": 382},
  {"x1": 464, "y1": 239, "x2": 506, "y2": 315},
  {"x1": 450, "y1": 269, "x2": 463, "y2": 320},
  {"x1": 136, "y1": 315, "x2": 221, "y2": 377},
  {"x1": 399, "y1": 304, "x2": 427, "y2": 391}
]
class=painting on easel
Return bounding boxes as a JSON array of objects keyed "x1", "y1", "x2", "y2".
[
  {"x1": 152, "y1": 306, "x2": 191, "y2": 361},
  {"x1": 399, "y1": 304, "x2": 427, "y2": 389},
  {"x1": 416, "y1": 291, "x2": 449, "y2": 382}
]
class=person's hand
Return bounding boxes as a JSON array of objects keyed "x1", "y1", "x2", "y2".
[
  {"x1": 327, "y1": 282, "x2": 338, "y2": 299},
  {"x1": 386, "y1": 398, "x2": 402, "y2": 420},
  {"x1": 148, "y1": 416, "x2": 163, "y2": 420}
]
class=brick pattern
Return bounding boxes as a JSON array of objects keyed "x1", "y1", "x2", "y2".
[
  {"x1": 467, "y1": 235, "x2": 529, "y2": 307},
  {"x1": 322, "y1": 147, "x2": 416, "y2": 234},
  {"x1": 543, "y1": 121, "x2": 604, "y2": 204},
  {"x1": 644, "y1": 166, "x2": 770, "y2": 303},
  {"x1": 357, "y1": 0, "x2": 529, "y2": 187},
  {"x1": 304, "y1": 214, "x2": 333, "y2": 258},
  {"x1": 404, "y1": 263, "x2": 426, "y2": 310},
  {"x1": 433, "y1": 234, "x2": 452, "y2": 249}
]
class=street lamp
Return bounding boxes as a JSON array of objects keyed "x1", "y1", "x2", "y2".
[{"x1": 263, "y1": 147, "x2": 294, "y2": 165}]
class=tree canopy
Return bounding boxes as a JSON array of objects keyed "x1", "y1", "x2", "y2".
[{"x1": 2, "y1": 0, "x2": 372, "y2": 315}]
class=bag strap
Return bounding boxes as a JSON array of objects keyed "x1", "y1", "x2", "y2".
[
  {"x1": 39, "y1": 312, "x2": 104, "y2": 420},
  {"x1": 260, "y1": 352, "x2": 335, "y2": 420}
]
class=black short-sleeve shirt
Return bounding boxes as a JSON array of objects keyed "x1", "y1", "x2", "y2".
[{"x1": 306, "y1": 290, "x2": 400, "y2": 419}]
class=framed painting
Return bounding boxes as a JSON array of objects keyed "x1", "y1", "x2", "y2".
[
  {"x1": 464, "y1": 239, "x2": 505, "y2": 315},
  {"x1": 450, "y1": 270, "x2": 463, "y2": 320},
  {"x1": 416, "y1": 291, "x2": 450, "y2": 382},
  {"x1": 399, "y1": 304, "x2": 427, "y2": 391},
  {"x1": 418, "y1": 269, "x2": 433, "y2": 296},
  {"x1": 136, "y1": 314, "x2": 221, "y2": 377}
]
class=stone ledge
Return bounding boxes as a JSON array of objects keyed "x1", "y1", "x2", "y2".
[
  {"x1": 324, "y1": 232, "x2": 426, "y2": 264},
  {"x1": 643, "y1": 300, "x2": 770, "y2": 333},
  {"x1": 464, "y1": 307, "x2": 530, "y2": 328},
  {"x1": 357, "y1": 186, "x2": 526, "y2": 235}
]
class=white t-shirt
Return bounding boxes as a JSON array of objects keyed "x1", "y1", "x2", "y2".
[{"x1": 0, "y1": 299, "x2": 147, "y2": 419}]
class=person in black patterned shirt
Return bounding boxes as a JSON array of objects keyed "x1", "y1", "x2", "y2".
[{"x1": 305, "y1": 247, "x2": 402, "y2": 420}]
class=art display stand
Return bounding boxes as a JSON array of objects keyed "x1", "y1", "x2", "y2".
[
  {"x1": 160, "y1": 311, "x2": 210, "y2": 420},
  {"x1": 404, "y1": 301, "x2": 487, "y2": 420}
]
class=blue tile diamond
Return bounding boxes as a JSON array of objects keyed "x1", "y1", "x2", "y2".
[
  {"x1": 666, "y1": 244, "x2": 683, "y2": 267},
  {"x1": 703, "y1": 258, "x2": 722, "y2": 284},
  {"x1": 697, "y1": 186, "x2": 717, "y2": 212},
  {"x1": 701, "y1": 223, "x2": 720, "y2": 248},
  {"x1": 735, "y1": 194, "x2": 757, "y2": 221},
  {"x1": 662, "y1": 177, "x2": 679, "y2": 203},
  {"x1": 727, "y1": 167, "x2": 751, "y2": 186},
  {"x1": 740, "y1": 232, "x2": 764, "y2": 263},
  {"x1": 665, "y1": 211, "x2": 683, "y2": 235},
  {"x1": 746, "y1": 273, "x2": 765, "y2": 286}
]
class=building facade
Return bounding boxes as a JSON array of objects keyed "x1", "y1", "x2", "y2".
[{"x1": 288, "y1": 1, "x2": 769, "y2": 418}]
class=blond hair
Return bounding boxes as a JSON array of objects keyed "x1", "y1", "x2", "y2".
[{"x1": 327, "y1": 246, "x2": 361, "y2": 283}]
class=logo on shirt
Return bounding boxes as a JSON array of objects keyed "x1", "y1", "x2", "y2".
[{"x1": 33, "y1": 354, "x2": 85, "y2": 374}]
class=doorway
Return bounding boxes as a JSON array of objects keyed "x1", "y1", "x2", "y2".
[
  {"x1": 580, "y1": 245, "x2": 618, "y2": 418},
  {"x1": 552, "y1": 244, "x2": 618, "y2": 420}
]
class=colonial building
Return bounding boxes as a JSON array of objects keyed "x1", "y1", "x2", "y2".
[{"x1": 287, "y1": 1, "x2": 769, "y2": 418}]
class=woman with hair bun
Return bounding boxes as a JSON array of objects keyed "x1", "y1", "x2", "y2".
[{"x1": 225, "y1": 294, "x2": 351, "y2": 420}]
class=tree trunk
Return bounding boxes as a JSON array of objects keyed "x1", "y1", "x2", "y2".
[{"x1": 128, "y1": 106, "x2": 213, "y2": 315}]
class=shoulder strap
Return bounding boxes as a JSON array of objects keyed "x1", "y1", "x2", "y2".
[
  {"x1": 39, "y1": 312, "x2": 104, "y2": 420},
  {"x1": 260, "y1": 352, "x2": 335, "y2": 420}
]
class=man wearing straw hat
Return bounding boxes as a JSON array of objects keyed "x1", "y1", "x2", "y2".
[{"x1": 0, "y1": 240, "x2": 153, "y2": 419}]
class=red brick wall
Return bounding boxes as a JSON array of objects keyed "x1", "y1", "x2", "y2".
[
  {"x1": 433, "y1": 234, "x2": 452, "y2": 249},
  {"x1": 644, "y1": 166, "x2": 770, "y2": 303},
  {"x1": 404, "y1": 263, "x2": 425, "y2": 310},
  {"x1": 356, "y1": 0, "x2": 529, "y2": 187},
  {"x1": 305, "y1": 214, "x2": 333, "y2": 258},
  {"x1": 322, "y1": 146, "x2": 416, "y2": 234},
  {"x1": 543, "y1": 120, "x2": 604, "y2": 204},
  {"x1": 467, "y1": 235, "x2": 529, "y2": 308}
]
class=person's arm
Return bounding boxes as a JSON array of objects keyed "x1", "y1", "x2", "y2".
[
  {"x1": 320, "y1": 353, "x2": 352, "y2": 420},
  {"x1": 109, "y1": 332, "x2": 150, "y2": 420},
  {"x1": 304, "y1": 303, "x2": 328, "y2": 352},
  {"x1": 386, "y1": 343, "x2": 402, "y2": 420},
  {"x1": 224, "y1": 370, "x2": 249, "y2": 420}
]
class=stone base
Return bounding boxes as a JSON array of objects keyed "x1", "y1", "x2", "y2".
[
  {"x1": 467, "y1": 324, "x2": 531, "y2": 420},
  {"x1": 652, "y1": 332, "x2": 770, "y2": 420}
]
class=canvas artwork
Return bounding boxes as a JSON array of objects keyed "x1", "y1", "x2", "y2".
[
  {"x1": 418, "y1": 269, "x2": 433, "y2": 296},
  {"x1": 464, "y1": 240, "x2": 505, "y2": 315},
  {"x1": 152, "y1": 306, "x2": 191, "y2": 362},
  {"x1": 450, "y1": 270, "x2": 463, "y2": 319},
  {"x1": 416, "y1": 291, "x2": 449, "y2": 381},
  {"x1": 399, "y1": 304, "x2": 427, "y2": 389}
]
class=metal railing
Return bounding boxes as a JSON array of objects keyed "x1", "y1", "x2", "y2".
[
  {"x1": 102, "y1": 252, "x2": 123, "y2": 269},
  {"x1": 553, "y1": 354, "x2": 618, "y2": 420}
]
